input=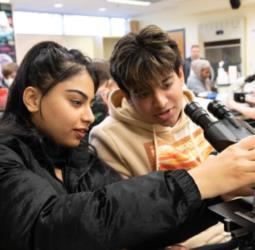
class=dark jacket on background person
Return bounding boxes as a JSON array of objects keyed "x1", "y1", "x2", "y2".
[
  {"x1": 91, "y1": 94, "x2": 109, "y2": 128},
  {"x1": 184, "y1": 57, "x2": 192, "y2": 83},
  {"x1": 0, "y1": 125, "x2": 217, "y2": 250}
]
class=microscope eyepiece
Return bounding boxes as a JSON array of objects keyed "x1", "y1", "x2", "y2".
[
  {"x1": 184, "y1": 102, "x2": 213, "y2": 130},
  {"x1": 185, "y1": 99, "x2": 255, "y2": 153},
  {"x1": 207, "y1": 100, "x2": 233, "y2": 120}
]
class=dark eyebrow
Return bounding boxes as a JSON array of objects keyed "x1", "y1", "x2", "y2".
[{"x1": 65, "y1": 89, "x2": 88, "y2": 100}]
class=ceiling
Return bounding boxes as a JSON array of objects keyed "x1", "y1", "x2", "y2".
[
  {"x1": 8, "y1": 0, "x2": 255, "y2": 18},
  {"x1": 9, "y1": 0, "x2": 186, "y2": 18}
]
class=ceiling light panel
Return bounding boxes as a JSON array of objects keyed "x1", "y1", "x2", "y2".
[{"x1": 106, "y1": 0, "x2": 151, "y2": 7}]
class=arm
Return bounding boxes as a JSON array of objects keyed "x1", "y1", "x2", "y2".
[
  {"x1": 227, "y1": 99, "x2": 255, "y2": 119},
  {"x1": 0, "y1": 145, "x2": 204, "y2": 250}
]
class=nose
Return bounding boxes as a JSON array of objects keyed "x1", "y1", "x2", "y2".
[
  {"x1": 81, "y1": 106, "x2": 95, "y2": 125},
  {"x1": 153, "y1": 89, "x2": 168, "y2": 109}
]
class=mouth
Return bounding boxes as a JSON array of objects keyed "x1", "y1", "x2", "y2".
[
  {"x1": 154, "y1": 108, "x2": 174, "y2": 121},
  {"x1": 73, "y1": 128, "x2": 87, "y2": 139}
]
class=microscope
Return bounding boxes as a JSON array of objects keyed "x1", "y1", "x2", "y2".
[
  {"x1": 233, "y1": 73, "x2": 255, "y2": 103},
  {"x1": 184, "y1": 100, "x2": 255, "y2": 250}
]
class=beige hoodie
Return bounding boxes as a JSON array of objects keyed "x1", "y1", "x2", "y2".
[
  {"x1": 90, "y1": 91, "x2": 227, "y2": 249},
  {"x1": 90, "y1": 88, "x2": 213, "y2": 178}
]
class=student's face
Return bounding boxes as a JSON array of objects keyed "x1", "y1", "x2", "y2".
[
  {"x1": 200, "y1": 67, "x2": 211, "y2": 80},
  {"x1": 30, "y1": 71, "x2": 95, "y2": 147},
  {"x1": 128, "y1": 69, "x2": 184, "y2": 127}
]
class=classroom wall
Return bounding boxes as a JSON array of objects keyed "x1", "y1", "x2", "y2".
[
  {"x1": 14, "y1": 34, "x2": 121, "y2": 63},
  {"x1": 14, "y1": 34, "x2": 95, "y2": 64}
]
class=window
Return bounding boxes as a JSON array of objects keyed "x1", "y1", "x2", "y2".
[
  {"x1": 13, "y1": 12, "x2": 63, "y2": 35},
  {"x1": 110, "y1": 18, "x2": 126, "y2": 36},
  {"x1": 63, "y1": 15, "x2": 110, "y2": 36},
  {"x1": 13, "y1": 11, "x2": 127, "y2": 37}
]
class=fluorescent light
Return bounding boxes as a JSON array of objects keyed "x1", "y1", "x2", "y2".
[
  {"x1": 107, "y1": 0, "x2": 151, "y2": 7},
  {"x1": 54, "y1": 3, "x2": 63, "y2": 8},
  {"x1": 0, "y1": 0, "x2": 10, "y2": 3},
  {"x1": 99, "y1": 7, "x2": 107, "y2": 11}
]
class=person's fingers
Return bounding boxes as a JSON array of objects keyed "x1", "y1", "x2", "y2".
[
  {"x1": 233, "y1": 147, "x2": 255, "y2": 164},
  {"x1": 233, "y1": 135, "x2": 255, "y2": 151}
]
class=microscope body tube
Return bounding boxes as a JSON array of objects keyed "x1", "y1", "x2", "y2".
[
  {"x1": 184, "y1": 101, "x2": 255, "y2": 152},
  {"x1": 203, "y1": 121, "x2": 244, "y2": 152}
]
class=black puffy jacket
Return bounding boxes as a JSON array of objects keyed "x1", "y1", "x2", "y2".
[{"x1": 0, "y1": 134, "x2": 216, "y2": 250}]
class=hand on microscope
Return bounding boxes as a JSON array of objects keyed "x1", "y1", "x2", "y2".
[{"x1": 189, "y1": 135, "x2": 255, "y2": 200}]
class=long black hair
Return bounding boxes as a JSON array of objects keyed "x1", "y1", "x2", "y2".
[{"x1": 0, "y1": 41, "x2": 98, "y2": 138}]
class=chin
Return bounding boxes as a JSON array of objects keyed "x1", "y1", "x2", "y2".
[
  {"x1": 71, "y1": 141, "x2": 81, "y2": 147},
  {"x1": 163, "y1": 118, "x2": 178, "y2": 127},
  {"x1": 62, "y1": 140, "x2": 81, "y2": 148}
]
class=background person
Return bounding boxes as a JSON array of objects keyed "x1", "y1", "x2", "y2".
[
  {"x1": 91, "y1": 59, "x2": 118, "y2": 127},
  {"x1": 1, "y1": 62, "x2": 18, "y2": 88},
  {"x1": 183, "y1": 44, "x2": 201, "y2": 82},
  {"x1": 186, "y1": 59, "x2": 215, "y2": 96},
  {"x1": 0, "y1": 62, "x2": 17, "y2": 111}
]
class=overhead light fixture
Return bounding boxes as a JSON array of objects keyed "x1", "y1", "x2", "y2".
[
  {"x1": 106, "y1": 0, "x2": 151, "y2": 7},
  {"x1": 0, "y1": 0, "x2": 10, "y2": 3},
  {"x1": 99, "y1": 7, "x2": 107, "y2": 11},
  {"x1": 54, "y1": 3, "x2": 63, "y2": 8}
]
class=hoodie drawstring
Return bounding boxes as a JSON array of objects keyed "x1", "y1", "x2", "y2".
[{"x1": 153, "y1": 126, "x2": 160, "y2": 170}]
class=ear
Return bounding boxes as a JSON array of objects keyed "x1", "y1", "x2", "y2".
[
  {"x1": 178, "y1": 66, "x2": 185, "y2": 86},
  {"x1": 23, "y1": 86, "x2": 42, "y2": 112}
]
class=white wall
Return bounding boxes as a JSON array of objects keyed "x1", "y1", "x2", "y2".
[{"x1": 245, "y1": 6, "x2": 255, "y2": 74}]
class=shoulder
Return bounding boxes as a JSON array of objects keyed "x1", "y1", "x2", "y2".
[
  {"x1": 0, "y1": 135, "x2": 33, "y2": 168},
  {"x1": 0, "y1": 135, "x2": 37, "y2": 160},
  {"x1": 0, "y1": 134, "x2": 26, "y2": 153},
  {"x1": 90, "y1": 115, "x2": 125, "y2": 137},
  {"x1": 187, "y1": 74, "x2": 199, "y2": 84}
]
